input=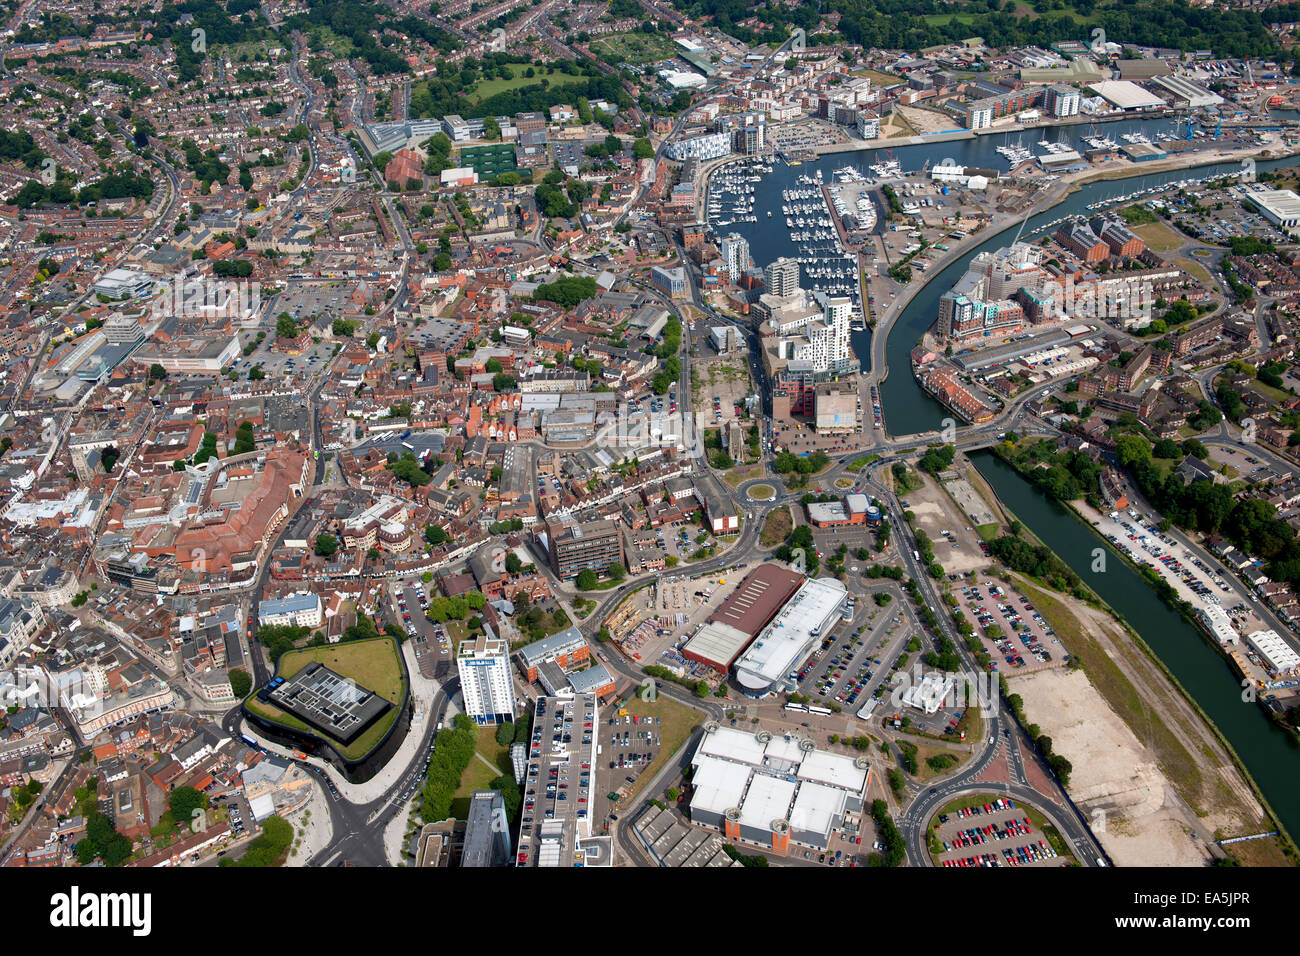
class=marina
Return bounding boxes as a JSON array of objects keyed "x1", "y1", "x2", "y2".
[{"x1": 708, "y1": 159, "x2": 869, "y2": 321}]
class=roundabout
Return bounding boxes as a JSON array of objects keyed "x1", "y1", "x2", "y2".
[{"x1": 738, "y1": 475, "x2": 787, "y2": 502}]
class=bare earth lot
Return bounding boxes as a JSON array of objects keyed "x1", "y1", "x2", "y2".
[
  {"x1": 1008, "y1": 578, "x2": 1288, "y2": 867},
  {"x1": 1011, "y1": 667, "x2": 1210, "y2": 867}
]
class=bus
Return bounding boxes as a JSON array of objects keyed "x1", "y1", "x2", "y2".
[{"x1": 240, "y1": 734, "x2": 259, "y2": 748}]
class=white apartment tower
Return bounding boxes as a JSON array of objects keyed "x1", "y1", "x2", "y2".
[
  {"x1": 457, "y1": 633, "x2": 516, "y2": 726},
  {"x1": 792, "y1": 296, "x2": 853, "y2": 372},
  {"x1": 721, "y1": 233, "x2": 752, "y2": 283}
]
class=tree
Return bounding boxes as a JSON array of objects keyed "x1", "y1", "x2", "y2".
[
  {"x1": 633, "y1": 137, "x2": 654, "y2": 160},
  {"x1": 1116, "y1": 434, "x2": 1152, "y2": 468},
  {"x1": 606, "y1": 562, "x2": 626, "y2": 582},
  {"x1": 169, "y1": 786, "x2": 209, "y2": 829},
  {"x1": 314, "y1": 533, "x2": 338, "y2": 557},
  {"x1": 149, "y1": 363, "x2": 168, "y2": 380},
  {"x1": 229, "y1": 668, "x2": 252, "y2": 699},
  {"x1": 576, "y1": 569, "x2": 598, "y2": 590},
  {"x1": 233, "y1": 420, "x2": 255, "y2": 455}
]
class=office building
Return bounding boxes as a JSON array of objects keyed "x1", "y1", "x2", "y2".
[
  {"x1": 261, "y1": 664, "x2": 392, "y2": 745},
  {"x1": 900, "y1": 672, "x2": 957, "y2": 714},
  {"x1": 542, "y1": 518, "x2": 624, "y2": 580},
  {"x1": 651, "y1": 265, "x2": 688, "y2": 299},
  {"x1": 457, "y1": 633, "x2": 516, "y2": 726},
  {"x1": 93, "y1": 268, "x2": 154, "y2": 299},
  {"x1": 517, "y1": 627, "x2": 590, "y2": 682},
  {"x1": 258, "y1": 591, "x2": 322, "y2": 628}
]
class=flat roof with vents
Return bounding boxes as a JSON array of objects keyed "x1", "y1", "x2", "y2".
[{"x1": 709, "y1": 564, "x2": 805, "y2": 637}]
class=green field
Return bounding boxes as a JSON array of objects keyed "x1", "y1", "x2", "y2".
[
  {"x1": 922, "y1": 12, "x2": 976, "y2": 25},
  {"x1": 467, "y1": 63, "x2": 588, "y2": 105},
  {"x1": 1133, "y1": 221, "x2": 1183, "y2": 253},
  {"x1": 588, "y1": 31, "x2": 682, "y2": 65},
  {"x1": 247, "y1": 638, "x2": 407, "y2": 762},
  {"x1": 450, "y1": 727, "x2": 514, "y2": 818}
]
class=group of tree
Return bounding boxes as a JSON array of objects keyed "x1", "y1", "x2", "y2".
[
  {"x1": 219, "y1": 815, "x2": 294, "y2": 867},
  {"x1": 14, "y1": 166, "x2": 154, "y2": 210},
  {"x1": 773, "y1": 450, "x2": 830, "y2": 476},
  {"x1": 866, "y1": 799, "x2": 904, "y2": 867},
  {"x1": 917, "y1": 444, "x2": 956, "y2": 476},
  {"x1": 533, "y1": 275, "x2": 597, "y2": 308},
  {"x1": 425, "y1": 591, "x2": 486, "y2": 622},
  {"x1": 232, "y1": 420, "x2": 256, "y2": 455},
  {"x1": 989, "y1": 534, "x2": 1087, "y2": 599},
  {"x1": 773, "y1": 524, "x2": 819, "y2": 576},
  {"x1": 418, "y1": 714, "x2": 478, "y2": 822},
  {"x1": 256, "y1": 623, "x2": 310, "y2": 663},
  {"x1": 75, "y1": 812, "x2": 133, "y2": 866},
  {"x1": 386, "y1": 450, "x2": 433, "y2": 487},
  {"x1": 575, "y1": 563, "x2": 624, "y2": 590}
]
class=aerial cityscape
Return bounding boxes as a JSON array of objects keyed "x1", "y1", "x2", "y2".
[{"x1": 1, "y1": 0, "x2": 1299, "y2": 899}]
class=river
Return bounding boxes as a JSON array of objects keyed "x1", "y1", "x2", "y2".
[{"x1": 972, "y1": 451, "x2": 1300, "y2": 844}]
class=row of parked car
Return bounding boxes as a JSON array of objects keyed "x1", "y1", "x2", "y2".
[
  {"x1": 937, "y1": 798, "x2": 1016, "y2": 824},
  {"x1": 1003, "y1": 840, "x2": 1057, "y2": 865}
]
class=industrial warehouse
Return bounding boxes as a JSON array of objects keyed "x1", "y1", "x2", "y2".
[
  {"x1": 681, "y1": 564, "x2": 805, "y2": 672},
  {"x1": 688, "y1": 723, "x2": 871, "y2": 854},
  {"x1": 732, "y1": 576, "x2": 851, "y2": 695}
]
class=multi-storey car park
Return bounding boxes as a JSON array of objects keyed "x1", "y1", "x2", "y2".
[{"x1": 515, "y1": 694, "x2": 602, "y2": 867}]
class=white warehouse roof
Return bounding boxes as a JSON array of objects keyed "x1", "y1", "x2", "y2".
[
  {"x1": 1088, "y1": 80, "x2": 1166, "y2": 110},
  {"x1": 733, "y1": 576, "x2": 848, "y2": 693}
]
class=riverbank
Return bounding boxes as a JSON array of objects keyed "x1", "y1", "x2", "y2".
[{"x1": 973, "y1": 451, "x2": 1298, "y2": 864}]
